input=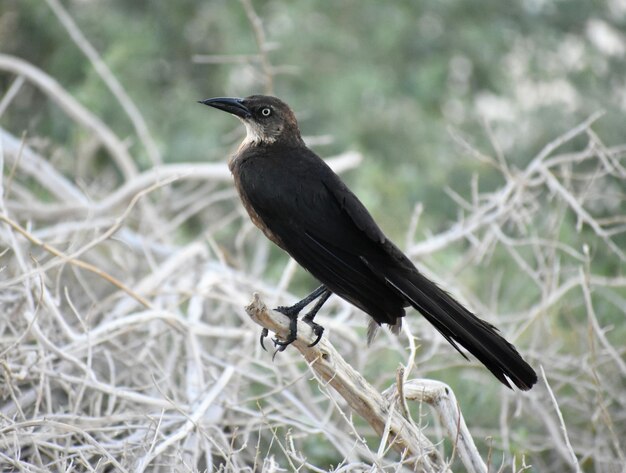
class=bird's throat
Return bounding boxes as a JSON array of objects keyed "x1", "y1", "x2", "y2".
[{"x1": 240, "y1": 120, "x2": 276, "y2": 148}]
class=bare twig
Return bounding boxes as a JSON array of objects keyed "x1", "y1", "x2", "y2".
[
  {"x1": 0, "y1": 75, "x2": 25, "y2": 119},
  {"x1": 386, "y1": 379, "x2": 488, "y2": 473},
  {"x1": 0, "y1": 54, "x2": 137, "y2": 179},
  {"x1": 0, "y1": 213, "x2": 151, "y2": 308},
  {"x1": 135, "y1": 366, "x2": 235, "y2": 472},
  {"x1": 239, "y1": 0, "x2": 274, "y2": 94},
  {"x1": 45, "y1": 0, "x2": 161, "y2": 167},
  {"x1": 540, "y1": 366, "x2": 581, "y2": 473}
]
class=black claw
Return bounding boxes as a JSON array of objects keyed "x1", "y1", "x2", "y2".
[
  {"x1": 267, "y1": 286, "x2": 330, "y2": 356},
  {"x1": 259, "y1": 328, "x2": 269, "y2": 351},
  {"x1": 307, "y1": 326, "x2": 324, "y2": 347},
  {"x1": 272, "y1": 337, "x2": 295, "y2": 349},
  {"x1": 271, "y1": 338, "x2": 292, "y2": 361}
]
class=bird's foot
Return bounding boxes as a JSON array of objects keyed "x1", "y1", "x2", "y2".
[
  {"x1": 269, "y1": 291, "x2": 327, "y2": 355},
  {"x1": 272, "y1": 333, "x2": 297, "y2": 351},
  {"x1": 274, "y1": 286, "x2": 327, "y2": 318},
  {"x1": 274, "y1": 304, "x2": 303, "y2": 318},
  {"x1": 270, "y1": 317, "x2": 324, "y2": 351},
  {"x1": 271, "y1": 329, "x2": 297, "y2": 361},
  {"x1": 269, "y1": 307, "x2": 299, "y2": 357}
]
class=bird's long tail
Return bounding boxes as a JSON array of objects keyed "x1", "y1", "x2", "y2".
[{"x1": 386, "y1": 270, "x2": 537, "y2": 390}]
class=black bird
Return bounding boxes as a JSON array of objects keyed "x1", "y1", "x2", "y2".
[{"x1": 200, "y1": 95, "x2": 537, "y2": 390}]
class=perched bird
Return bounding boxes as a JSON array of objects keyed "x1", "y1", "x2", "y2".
[{"x1": 200, "y1": 95, "x2": 537, "y2": 390}]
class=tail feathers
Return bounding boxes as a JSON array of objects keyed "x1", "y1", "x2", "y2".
[
  {"x1": 367, "y1": 318, "x2": 402, "y2": 345},
  {"x1": 387, "y1": 271, "x2": 537, "y2": 391}
]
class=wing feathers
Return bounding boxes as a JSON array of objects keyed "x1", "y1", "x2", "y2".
[{"x1": 235, "y1": 147, "x2": 536, "y2": 390}]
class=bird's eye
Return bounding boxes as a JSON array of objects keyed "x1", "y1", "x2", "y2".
[{"x1": 261, "y1": 107, "x2": 271, "y2": 117}]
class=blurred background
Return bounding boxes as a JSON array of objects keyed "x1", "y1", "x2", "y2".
[
  {"x1": 5, "y1": 0, "x2": 626, "y2": 233},
  {"x1": 1, "y1": 0, "x2": 625, "y2": 471}
]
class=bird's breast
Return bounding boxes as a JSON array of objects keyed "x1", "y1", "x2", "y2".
[{"x1": 229, "y1": 154, "x2": 287, "y2": 250}]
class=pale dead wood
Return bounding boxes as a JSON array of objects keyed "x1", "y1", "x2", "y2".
[
  {"x1": 408, "y1": 112, "x2": 606, "y2": 258},
  {"x1": 0, "y1": 213, "x2": 151, "y2": 308},
  {"x1": 385, "y1": 379, "x2": 488, "y2": 473},
  {"x1": 0, "y1": 75, "x2": 25, "y2": 118},
  {"x1": 1, "y1": 127, "x2": 362, "y2": 220},
  {"x1": 540, "y1": 366, "x2": 581, "y2": 473},
  {"x1": 239, "y1": 0, "x2": 274, "y2": 94},
  {"x1": 135, "y1": 366, "x2": 236, "y2": 472},
  {"x1": 0, "y1": 127, "x2": 90, "y2": 204},
  {"x1": 245, "y1": 293, "x2": 466, "y2": 473}
]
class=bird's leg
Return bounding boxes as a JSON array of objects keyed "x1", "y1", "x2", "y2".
[
  {"x1": 271, "y1": 285, "x2": 329, "y2": 351},
  {"x1": 261, "y1": 286, "x2": 327, "y2": 350},
  {"x1": 302, "y1": 289, "x2": 331, "y2": 347},
  {"x1": 274, "y1": 285, "x2": 327, "y2": 317}
]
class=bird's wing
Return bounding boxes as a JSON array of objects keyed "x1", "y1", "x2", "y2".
[
  {"x1": 320, "y1": 175, "x2": 386, "y2": 244},
  {"x1": 319, "y1": 164, "x2": 417, "y2": 271},
  {"x1": 317, "y1": 163, "x2": 537, "y2": 389},
  {"x1": 237, "y1": 149, "x2": 537, "y2": 389},
  {"x1": 236, "y1": 150, "x2": 406, "y2": 322}
]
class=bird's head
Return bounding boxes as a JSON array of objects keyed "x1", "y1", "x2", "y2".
[{"x1": 199, "y1": 95, "x2": 302, "y2": 147}]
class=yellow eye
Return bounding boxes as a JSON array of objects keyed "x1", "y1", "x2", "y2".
[{"x1": 261, "y1": 107, "x2": 271, "y2": 117}]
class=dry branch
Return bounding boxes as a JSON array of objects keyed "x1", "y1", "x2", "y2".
[
  {"x1": 0, "y1": 54, "x2": 137, "y2": 179},
  {"x1": 2, "y1": 44, "x2": 625, "y2": 470},
  {"x1": 45, "y1": 0, "x2": 162, "y2": 167},
  {"x1": 0, "y1": 213, "x2": 151, "y2": 308},
  {"x1": 1, "y1": 126, "x2": 361, "y2": 220},
  {"x1": 384, "y1": 380, "x2": 487, "y2": 473},
  {"x1": 245, "y1": 293, "x2": 488, "y2": 473}
]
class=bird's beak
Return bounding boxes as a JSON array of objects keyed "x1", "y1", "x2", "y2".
[{"x1": 198, "y1": 97, "x2": 251, "y2": 119}]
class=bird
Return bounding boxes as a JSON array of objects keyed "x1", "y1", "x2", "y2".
[{"x1": 199, "y1": 94, "x2": 537, "y2": 391}]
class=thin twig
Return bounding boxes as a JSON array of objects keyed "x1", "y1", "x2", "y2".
[
  {"x1": 0, "y1": 54, "x2": 137, "y2": 179},
  {"x1": 239, "y1": 0, "x2": 274, "y2": 94},
  {"x1": 540, "y1": 366, "x2": 581, "y2": 473},
  {"x1": 0, "y1": 214, "x2": 151, "y2": 308},
  {"x1": 45, "y1": 0, "x2": 161, "y2": 167}
]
